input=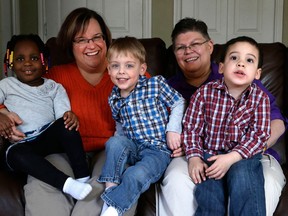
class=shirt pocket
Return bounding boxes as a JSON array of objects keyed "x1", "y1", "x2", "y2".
[
  {"x1": 138, "y1": 98, "x2": 167, "y2": 123},
  {"x1": 230, "y1": 106, "x2": 255, "y2": 142},
  {"x1": 128, "y1": 97, "x2": 167, "y2": 139}
]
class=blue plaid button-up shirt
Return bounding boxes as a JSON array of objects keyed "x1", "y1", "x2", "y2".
[{"x1": 109, "y1": 75, "x2": 184, "y2": 153}]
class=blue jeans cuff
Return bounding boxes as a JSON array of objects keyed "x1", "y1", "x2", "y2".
[{"x1": 97, "y1": 176, "x2": 121, "y2": 184}]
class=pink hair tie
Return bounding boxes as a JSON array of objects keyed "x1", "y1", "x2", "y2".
[{"x1": 40, "y1": 53, "x2": 45, "y2": 65}]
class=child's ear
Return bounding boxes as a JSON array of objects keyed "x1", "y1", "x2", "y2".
[
  {"x1": 140, "y1": 63, "x2": 147, "y2": 75},
  {"x1": 218, "y1": 62, "x2": 224, "y2": 74},
  {"x1": 255, "y1": 68, "x2": 262, "y2": 80},
  {"x1": 107, "y1": 65, "x2": 112, "y2": 75}
]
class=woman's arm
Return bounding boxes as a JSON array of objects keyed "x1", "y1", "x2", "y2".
[
  {"x1": 0, "y1": 111, "x2": 13, "y2": 138},
  {"x1": 268, "y1": 119, "x2": 285, "y2": 148},
  {"x1": 252, "y1": 79, "x2": 287, "y2": 148}
]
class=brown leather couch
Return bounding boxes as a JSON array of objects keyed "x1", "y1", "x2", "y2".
[{"x1": 0, "y1": 37, "x2": 287, "y2": 216}]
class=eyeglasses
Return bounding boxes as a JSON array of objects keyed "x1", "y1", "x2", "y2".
[
  {"x1": 73, "y1": 33, "x2": 105, "y2": 45},
  {"x1": 174, "y1": 40, "x2": 209, "y2": 55}
]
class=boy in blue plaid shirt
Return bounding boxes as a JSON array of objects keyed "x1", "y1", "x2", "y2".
[{"x1": 98, "y1": 36, "x2": 185, "y2": 216}]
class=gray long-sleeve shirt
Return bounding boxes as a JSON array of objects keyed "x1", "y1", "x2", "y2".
[{"x1": 0, "y1": 77, "x2": 70, "y2": 134}]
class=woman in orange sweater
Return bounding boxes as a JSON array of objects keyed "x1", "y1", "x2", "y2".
[{"x1": 0, "y1": 7, "x2": 136, "y2": 216}]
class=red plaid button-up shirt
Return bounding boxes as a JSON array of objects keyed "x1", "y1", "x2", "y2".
[{"x1": 183, "y1": 78, "x2": 271, "y2": 159}]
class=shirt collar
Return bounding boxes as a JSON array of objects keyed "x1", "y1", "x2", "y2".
[
  {"x1": 111, "y1": 75, "x2": 148, "y2": 99},
  {"x1": 213, "y1": 78, "x2": 255, "y2": 99}
]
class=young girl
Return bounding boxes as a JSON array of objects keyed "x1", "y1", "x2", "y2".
[{"x1": 0, "y1": 34, "x2": 92, "y2": 200}]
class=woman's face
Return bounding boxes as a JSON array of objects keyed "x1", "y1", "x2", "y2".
[
  {"x1": 174, "y1": 31, "x2": 213, "y2": 76},
  {"x1": 72, "y1": 18, "x2": 107, "y2": 72}
]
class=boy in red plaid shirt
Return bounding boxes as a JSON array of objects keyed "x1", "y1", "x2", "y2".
[{"x1": 183, "y1": 36, "x2": 270, "y2": 216}]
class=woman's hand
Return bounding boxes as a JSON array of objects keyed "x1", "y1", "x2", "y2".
[
  {"x1": 171, "y1": 146, "x2": 185, "y2": 157},
  {"x1": 0, "y1": 111, "x2": 25, "y2": 141},
  {"x1": 0, "y1": 112, "x2": 13, "y2": 138}
]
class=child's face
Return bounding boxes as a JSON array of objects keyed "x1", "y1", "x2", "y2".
[
  {"x1": 108, "y1": 52, "x2": 147, "y2": 97},
  {"x1": 219, "y1": 41, "x2": 261, "y2": 89},
  {"x1": 13, "y1": 40, "x2": 44, "y2": 86}
]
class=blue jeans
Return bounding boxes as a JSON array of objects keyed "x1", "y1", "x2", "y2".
[
  {"x1": 195, "y1": 153, "x2": 265, "y2": 216},
  {"x1": 98, "y1": 136, "x2": 171, "y2": 215}
]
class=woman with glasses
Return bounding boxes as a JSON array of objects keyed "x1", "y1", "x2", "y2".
[
  {"x1": 12, "y1": 7, "x2": 136, "y2": 216},
  {"x1": 157, "y1": 17, "x2": 286, "y2": 216}
]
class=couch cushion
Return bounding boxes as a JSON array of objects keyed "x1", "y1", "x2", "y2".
[{"x1": 0, "y1": 171, "x2": 25, "y2": 216}]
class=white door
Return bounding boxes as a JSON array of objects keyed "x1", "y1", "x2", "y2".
[
  {"x1": 174, "y1": 0, "x2": 283, "y2": 44},
  {"x1": 38, "y1": 0, "x2": 151, "y2": 42}
]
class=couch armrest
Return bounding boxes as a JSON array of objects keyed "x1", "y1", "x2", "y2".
[
  {"x1": 0, "y1": 137, "x2": 3, "y2": 151},
  {"x1": 0, "y1": 137, "x2": 7, "y2": 171}
]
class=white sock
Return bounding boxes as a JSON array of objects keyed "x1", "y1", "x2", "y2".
[
  {"x1": 101, "y1": 206, "x2": 119, "y2": 216},
  {"x1": 100, "y1": 202, "x2": 109, "y2": 215},
  {"x1": 76, "y1": 176, "x2": 90, "y2": 183},
  {"x1": 63, "y1": 177, "x2": 92, "y2": 200}
]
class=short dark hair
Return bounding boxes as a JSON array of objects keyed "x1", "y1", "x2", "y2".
[
  {"x1": 171, "y1": 17, "x2": 211, "y2": 47},
  {"x1": 220, "y1": 36, "x2": 263, "y2": 68}
]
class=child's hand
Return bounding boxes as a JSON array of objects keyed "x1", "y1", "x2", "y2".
[
  {"x1": 188, "y1": 157, "x2": 208, "y2": 184},
  {"x1": 63, "y1": 111, "x2": 79, "y2": 131},
  {"x1": 166, "y1": 131, "x2": 181, "y2": 151},
  {"x1": 205, "y1": 152, "x2": 242, "y2": 180}
]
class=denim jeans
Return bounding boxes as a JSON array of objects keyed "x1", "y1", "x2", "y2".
[
  {"x1": 195, "y1": 153, "x2": 265, "y2": 216},
  {"x1": 98, "y1": 136, "x2": 171, "y2": 215}
]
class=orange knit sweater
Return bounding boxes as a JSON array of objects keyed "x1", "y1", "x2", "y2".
[{"x1": 45, "y1": 63, "x2": 115, "y2": 152}]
